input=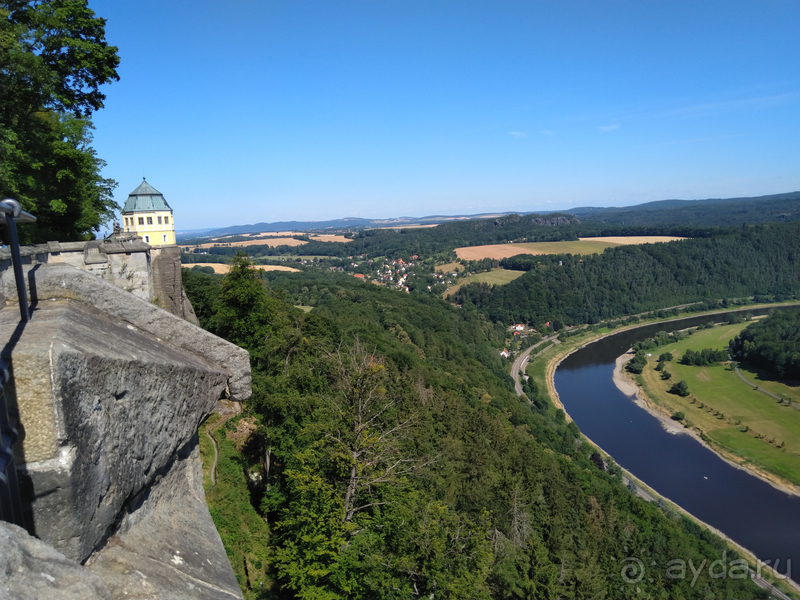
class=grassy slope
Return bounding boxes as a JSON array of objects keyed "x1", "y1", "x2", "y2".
[
  {"x1": 199, "y1": 417, "x2": 272, "y2": 599},
  {"x1": 435, "y1": 261, "x2": 463, "y2": 273},
  {"x1": 444, "y1": 268, "x2": 524, "y2": 298},
  {"x1": 470, "y1": 269, "x2": 526, "y2": 285},
  {"x1": 638, "y1": 322, "x2": 800, "y2": 485}
]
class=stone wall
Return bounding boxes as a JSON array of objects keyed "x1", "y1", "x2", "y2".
[
  {"x1": 0, "y1": 239, "x2": 198, "y2": 325},
  {"x1": 0, "y1": 261, "x2": 249, "y2": 599},
  {"x1": 150, "y1": 245, "x2": 198, "y2": 323}
]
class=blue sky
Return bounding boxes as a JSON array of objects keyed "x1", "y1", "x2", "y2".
[{"x1": 90, "y1": 0, "x2": 800, "y2": 230}]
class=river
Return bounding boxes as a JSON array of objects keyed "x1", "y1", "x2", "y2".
[{"x1": 554, "y1": 309, "x2": 800, "y2": 584}]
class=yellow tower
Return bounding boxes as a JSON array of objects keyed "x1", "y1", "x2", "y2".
[{"x1": 121, "y1": 178, "x2": 176, "y2": 246}]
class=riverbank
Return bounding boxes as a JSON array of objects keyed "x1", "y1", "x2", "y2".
[
  {"x1": 539, "y1": 307, "x2": 800, "y2": 597},
  {"x1": 612, "y1": 351, "x2": 800, "y2": 497}
]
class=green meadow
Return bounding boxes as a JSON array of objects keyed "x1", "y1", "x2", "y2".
[
  {"x1": 444, "y1": 267, "x2": 524, "y2": 298},
  {"x1": 470, "y1": 268, "x2": 526, "y2": 285},
  {"x1": 639, "y1": 321, "x2": 800, "y2": 485}
]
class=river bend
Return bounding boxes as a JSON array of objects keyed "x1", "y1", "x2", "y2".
[{"x1": 554, "y1": 311, "x2": 800, "y2": 583}]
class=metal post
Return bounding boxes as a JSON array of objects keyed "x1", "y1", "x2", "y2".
[
  {"x1": 0, "y1": 199, "x2": 35, "y2": 528},
  {"x1": 0, "y1": 199, "x2": 35, "y2": 323},
  {"x1": 4, "y1": 215, "x2": 29, "y2": 322}
]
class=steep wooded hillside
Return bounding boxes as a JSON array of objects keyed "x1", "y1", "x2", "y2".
[
  {"x1": 186, "y1": 259, "x2": 768, "y2": 599},
  {"x1": 455, "y1": 222, "x2": 799, "y2": 327}
]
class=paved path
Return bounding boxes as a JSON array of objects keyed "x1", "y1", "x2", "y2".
[
  {"x1": 621, "y1": 474, "x2": 655, "y2": 502},
  {"x1": 511, "y1": 335, "x2": 559, "y2": 396},
  {"x1": 728, "y1": 357, "x2": 799, "y2": 413}
]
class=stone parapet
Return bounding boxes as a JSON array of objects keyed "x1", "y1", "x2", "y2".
[
  {"x1": 0, "y1": 263, "x2": 250, "y2": 402},
  {"x1": 0, "y1": 244, "x2": 247, "y2": 597},
  {"x1": 0, "y1": 240, "x2": 199, "y2": 325},
  {"x1": 2, "y1": 300, "x2": 229, "y2": 560}
]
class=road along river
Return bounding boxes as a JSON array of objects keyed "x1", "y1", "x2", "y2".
[{"x1": 553, "y1": 310, "x2": 800, "y2": 585}]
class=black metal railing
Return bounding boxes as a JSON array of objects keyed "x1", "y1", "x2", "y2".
[{"x1": 0, "y1": 198, "x2": 36, "y2": 528}]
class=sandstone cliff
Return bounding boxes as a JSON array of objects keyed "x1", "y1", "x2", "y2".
[{"x1": 0, "y1": 261, "x2": 250, "y2": 599}]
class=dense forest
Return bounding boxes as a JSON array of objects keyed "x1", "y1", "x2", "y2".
[
  {"x1": 454, "y1": 223, "x2": 799, "y2": 328},
  {"x1": 0, "y1": 0, "x2": 120, "y2": 243},
  {"x1": 729, "y1": 310, "x2": 800, "y2": 379},
  {"x1": 185, "y1": 257, "x2": 767, "y2": 599},
  {"x1": 566, "y1": 192, "x2": 799, "y2": 227},
  {"x1": 185, "y1": 192, "x2": 798, "y2": 247},
  {"x1": 186, "y1": 215, "x2": 726, "y2": 262}
]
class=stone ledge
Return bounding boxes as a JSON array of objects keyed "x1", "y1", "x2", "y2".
[
  {"x1": 0, "y1": 521, "x2": 111, "y2": 600},
  {"x1": 2, "y1": 300, "x2": 230, "y2": 560},
  {"x1": 1, "y1": 262, "x2": 250, "y2": 400}
]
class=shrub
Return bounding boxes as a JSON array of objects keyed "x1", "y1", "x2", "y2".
[{"x1": 669, "y1": 380, "x2": 690, "y2": 397}]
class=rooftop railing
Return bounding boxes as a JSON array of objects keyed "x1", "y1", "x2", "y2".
[{"x1": 0, "y1": 198, "x2": 36, "y2": 528}]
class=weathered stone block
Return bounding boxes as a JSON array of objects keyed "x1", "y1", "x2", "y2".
[
  {"x1": 1, "y1": 262, "x2": 250, "y2": 400},
  {"x1": 2, "y1": 300, "x2": 229, "y2": 561},
  {"x1": 0, "y1": 521, "x2": 111, "y2": 600},
  {"x1": 86, "y1": 437, "x2": 244, "y2": 599},
  {"x1": 151, "y1": 245, "x2": 199, "y2": 324}
]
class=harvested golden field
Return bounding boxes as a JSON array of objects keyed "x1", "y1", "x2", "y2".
[
  {"x1": 309, "y1": 234, "x2": 350, "y2": 242},
  {"x1": 188, "y1": 232, "x2": 351, "y2": 249},
  {"x1": 455, "y1": 236, "x2": 686, "y2": 260},
  {"x1": 190, "y1": 237, "x2": 305, "y2": 249},
  {"x1": 186, "y1": 263, "x2": 300, "y2": 274},
  {"x1": 577, "y1": 236, "x2": 685, "y2": 244}
]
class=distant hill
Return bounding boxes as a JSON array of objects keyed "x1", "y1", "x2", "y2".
[
  {"x1": 177, "y1": 213, "x2": 512, "y2": 241},
  {"x1": 564, "y1": 192, "x2": 798, "y2": 226},
  {"x1": 177, "y1": 192, "x2": 798, "y2": 242}
]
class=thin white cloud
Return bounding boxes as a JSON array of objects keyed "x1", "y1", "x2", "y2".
[
  {"x1": 657, "y1": 93, "x2": 797, "y2": 118},
  {"x1": 508, "y1": 131, "x2": 527, "y2": 137},
  {"x1": 599, "y1": 124, "x2": 620, "y2": 133},
  {"x1": 540, "y1": 130, "x2": 555, "y2": 136},
  {"x1": 638, "y1": 133, "x2": 743, "y2": 148}
]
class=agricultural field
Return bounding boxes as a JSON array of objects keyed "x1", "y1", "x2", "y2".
[
  {"x1": 186, "y1": 232, "x2": 351, "y2": 250},
  {"x1": 455, "y1": 236, "x2": 685, "y2": 260},
  {"x1": 443, "y1": 268, "x2": 523, "y2": 298},
  {"x1": 435, "y1": 261, "x2": 463, "y2": 273},
  {"x1": 638, "y1": 321, "x2": 800, "y2": 485},
  {"x1": 187, "y1": 263, "x2": 300, "y2": 274},
  {"x1": 470, "y1": 269, "x2": 526, "y2": 285}
]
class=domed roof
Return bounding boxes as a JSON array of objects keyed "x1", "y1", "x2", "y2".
[{"x1": 122, "y1": 178, "x2": 173, "y2": 212}]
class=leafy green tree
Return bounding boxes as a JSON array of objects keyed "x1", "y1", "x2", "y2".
[
  {"x1": 181, "y1": 266, "x2": 221, "y2": 328},
  {"x1": 626, "y1": 350, "x2": 647, "y2": 374},
  {"x1": 729, "y1": 309, "x2": 800, "y2": 378},
  {"x1": 1, "y1": 0, "x2": 120, "y2": 242},
  {"x1": 669, "y1": 380, "x2": 690, "y2": 397}
]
